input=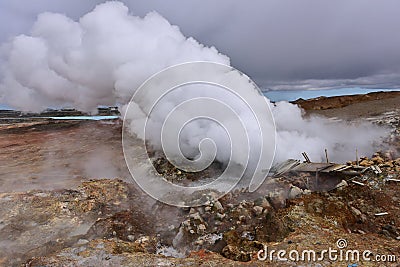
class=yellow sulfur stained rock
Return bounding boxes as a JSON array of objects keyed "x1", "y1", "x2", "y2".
[
  {"x1": 371, "y1": 156, "x2": 384, "y2": 164},
  {"x1": 359, "y1": 160, "x2": 374, "y2": 167}
]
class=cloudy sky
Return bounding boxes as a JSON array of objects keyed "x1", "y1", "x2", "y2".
[{"x1": 1, "y1": 0, "x2": 400, "y2": 91}]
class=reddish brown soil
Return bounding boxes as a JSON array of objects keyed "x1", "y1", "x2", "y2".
[{"x1": 0, "y1": 120, "x2": 128, "y2": 192}]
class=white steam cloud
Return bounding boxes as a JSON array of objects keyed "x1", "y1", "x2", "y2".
[
  {"x1": 0, "y1": 1, "x2": 388, "y2": 165},
  {"x1": 272, "y1": 101, "x2": 387, "y2": 162},
  {"x1": 0, "y1": 1, "x2": 228, "y2": 112}
]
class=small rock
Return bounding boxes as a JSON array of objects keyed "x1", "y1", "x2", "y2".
[
  {"x1": 195, "y1": 239, "x2": 204, "y2": 246},
  {"x1": 303, "y1": 189, "x2": 312, "y2": 195},
  {"x1": 222, "y1": 245, "x2": 251, "y2": 262},
  {"x1": 182, "y1": 219, "x2": 190, "y2": 227},
  {"x1": 135, "y1": 236, "x2": 150, "y2": 244},
  {"x1": 350, "y1": 206, "x2": 362, "y2": 217},
  {"x1": 197, "y1": 224, "x2": 206, "y2": 234},
  {"x1": 213, "y1": 200, "x2": 223, "y2": 212},
  {"x1": 189, "y1": 208, "x2": 196, "y2": 214},
  {"x1": 127, "y1": 235, "x2": 135, "y2": 241},
  {"x1": 360, "y1": 214, "x2": 367, "y2": 223},
  {"x1": 359, "y1": 160, "x2": 374, "y2": 167},
  {"x1": 189, "y1": 212, "x2": 203, "y2": 221},
  {"x1": 77, "y1": 239, "x2": 89, "y2": 245},
  {"x1": 307, "y1": 198, "x2": 324, "y2": 214},
  {"x1": 216, "y1": 213, "x2": 226, "y2": 220},
  {"x1": 382, "y1": 224, "x2": 399, "y2": 236},
  {"x1": 253, "y1": 206, "x2": 263, "y2": 216},
  {"x1": 371, "y1": 156, "x2": 384, "y2": 164},
  {"x1": 288, "y1": 186, "x2": 303, "y2": 199},
  {"x1": 335, "y1": 180, "x2": 348, "y2": 190},
  {"x1": 267, "y1": 191, "x2": 286, "y2": 209},
  {"x1": 380, "y1": 229, "x2": 391, "y2": 238},
  {"x1": 133, "y1": 236, "x2": 157, "y2": 253},
  {"x1": 260, "y1": 198, "x2": 272, "y2": 210}
]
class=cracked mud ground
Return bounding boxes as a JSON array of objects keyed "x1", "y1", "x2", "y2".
[{"x1": 0, "y1": 92, "x2": 399, "y2": 266}]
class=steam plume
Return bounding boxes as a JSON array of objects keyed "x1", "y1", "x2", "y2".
[
  {"x1": 0, "y1": 1, "x2": 228, "y2": 112},
  {"x1": 0, "y1": 1, "x2": 388, "y2": 165}
]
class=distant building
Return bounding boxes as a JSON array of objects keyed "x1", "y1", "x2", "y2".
[
  {"x1": 97, "y1": 106, "x2": 120, "y2": 116},
  {"x1": 0, "y1": 110, "x2": 22, "y2": 118}
]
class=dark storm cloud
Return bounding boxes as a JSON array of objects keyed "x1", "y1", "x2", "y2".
[{"x1": 1, "y1": 0, "x2": 400, "y2": 90}]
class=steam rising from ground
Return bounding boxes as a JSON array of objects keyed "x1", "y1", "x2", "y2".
[
  {"x1": 272, "y1": 101, "x2": 388, "y2": 163},
  {"x1": 0, "y1": 1, "x2": 388, "y2": 165}
]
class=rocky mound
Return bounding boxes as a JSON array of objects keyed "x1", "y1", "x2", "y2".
[{"x1": 293, "y1": 91, "x2": 400, "y2": 111}]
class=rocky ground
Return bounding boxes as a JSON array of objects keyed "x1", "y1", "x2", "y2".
[{"x1": 0, "y1": 91, "x2": 399, "y2": 266}]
